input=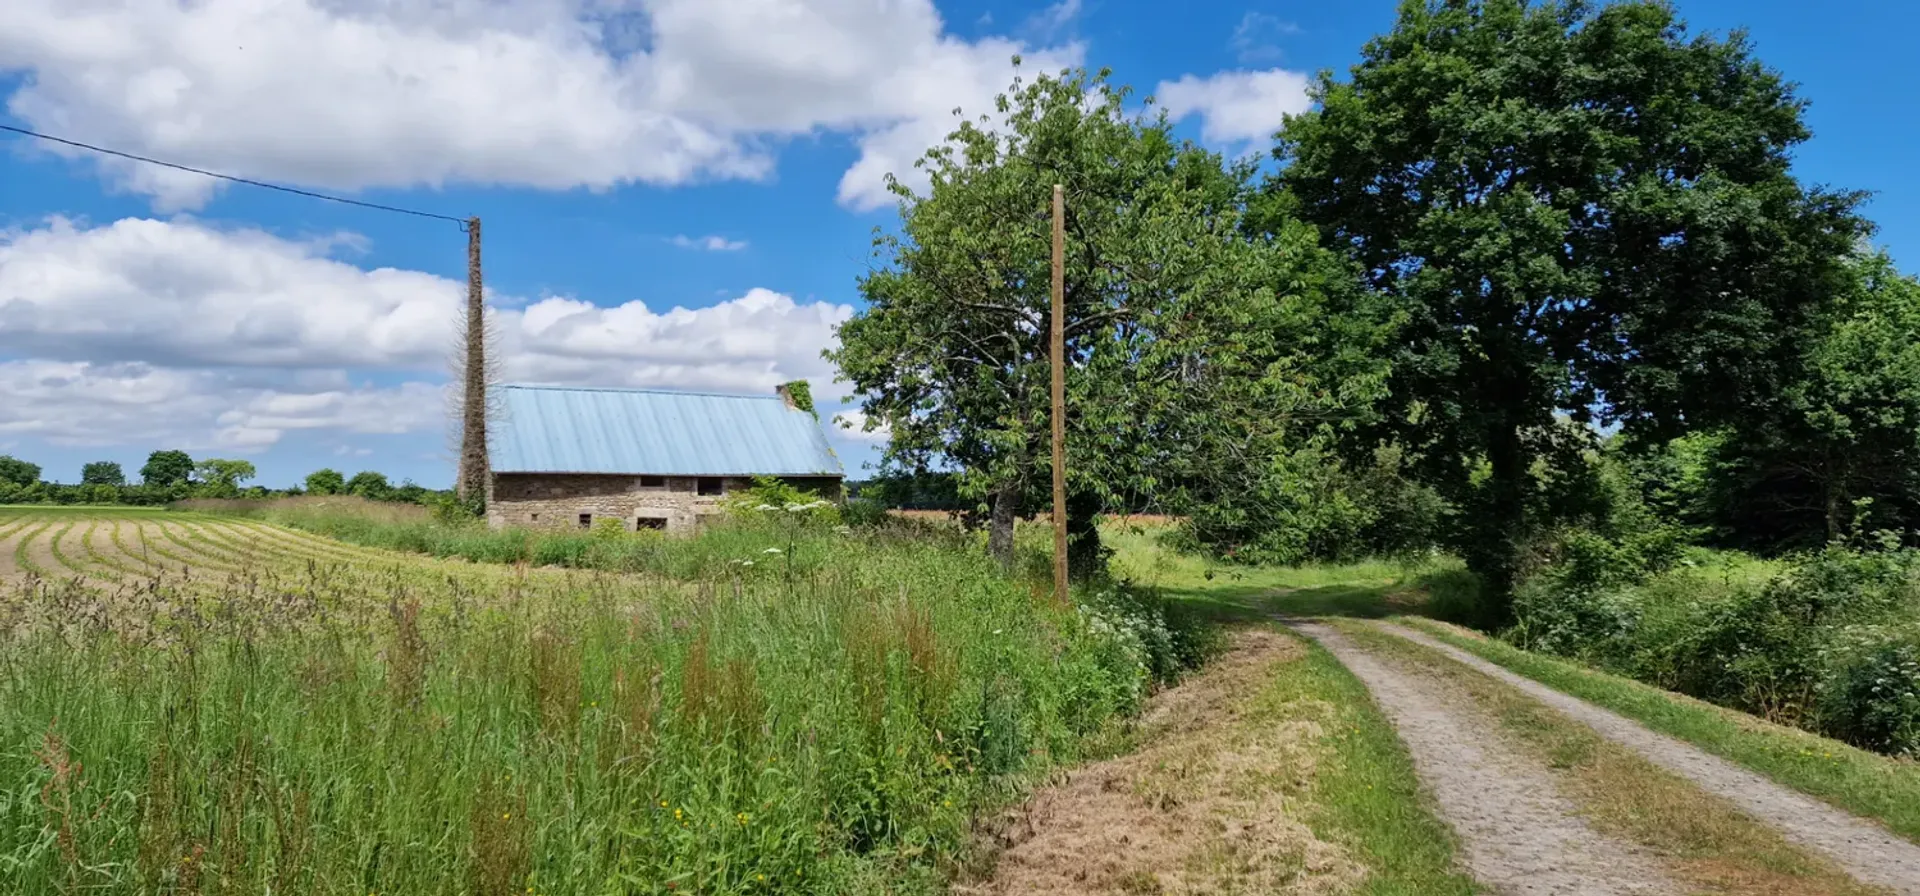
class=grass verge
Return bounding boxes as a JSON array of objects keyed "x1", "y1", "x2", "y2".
[
  {"x1": 1270, "y1": 629, "x2": 1480, "y2": 895},
  {"x1": 1396, "y1": 616, "x2": 1920, "y2": 843},
  {"x1": 1337, "y1": 621, "x2": 1878, "y2": 895}
]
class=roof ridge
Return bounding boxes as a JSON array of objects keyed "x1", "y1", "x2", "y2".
[{"x1": 495, "y1": 383, "x2": 781, "y2": 401}]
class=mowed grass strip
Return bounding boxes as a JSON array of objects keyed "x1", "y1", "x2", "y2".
[
  {"x1": 1334, "y1": 621, "x2": 1879, "y2": 896},
  {"x1": 1269, "y1": 629, "x2": 1481, "y2": 895},
  {"x1": 1396, "y1": 617, "x2": 1920, "y2": 844},
  {"x1": 13, "y1": 521, "x2": 55, "y2": 578}
]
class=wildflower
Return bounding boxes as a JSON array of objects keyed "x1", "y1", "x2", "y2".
[
  {"x1": 502, "y1": 812, "x2": 511, "y2": 820},
  {"x1": 660, "y1": 800, "x2": 669, "y2": 808},
  {"x1": 754, "y1": 504, "x2": 777, "y2": 512},
  {"x1": 674, "y1": 808, "x2": 683, "y2": 819}
]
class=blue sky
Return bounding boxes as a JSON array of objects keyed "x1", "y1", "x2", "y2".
[{"x1": 1, "y1": 0, "x2": 1913, "y2": 488}]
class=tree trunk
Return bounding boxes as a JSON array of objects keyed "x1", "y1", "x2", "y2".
[
  {"x1": 988, "y1": 477, "x2": 1022, "y2": 573},
  {"x1": 1472, "y1": 420, "x2": 1529, "y2": 628},
  {"x1": 1065, "y1": 488, "x2": 1106, "y2": 582}
]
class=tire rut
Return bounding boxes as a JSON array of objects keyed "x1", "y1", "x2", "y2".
[
  {"x1": 1290, "y1": 621, "x2": 1679, "y2": 896},
  {"x1": 1372, "y1": 621, "x2": 1920, "y2": 895}
]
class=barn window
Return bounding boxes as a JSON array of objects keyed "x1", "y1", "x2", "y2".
[
  {"x1": 577, "y1": 512, "x2": 592, "y2": 529},
  {"x1": 530, "y1": 512, "x2": 539, "y2": 522},
  {"x1": 636, "y1": 516, "x2": 667, "y2": 530},
  {"x1": 697, "y1": 477, "x2": 724, "y2": 497},
  {"x1": 640, "y1": 475, "x2": 666, "y2": 488}
]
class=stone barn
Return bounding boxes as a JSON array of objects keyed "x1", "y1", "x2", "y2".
[{"x1": 486, "y1": 384, "x2": 844, "y2": 532}]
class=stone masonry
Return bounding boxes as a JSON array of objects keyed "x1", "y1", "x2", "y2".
[{"x1": 487, "y1": 473, "x2": 843, "y2": 533}]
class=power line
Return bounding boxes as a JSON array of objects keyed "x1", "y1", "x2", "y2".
[{"x1": 0, "y1": 123, "x2": 470, "y2": 227}]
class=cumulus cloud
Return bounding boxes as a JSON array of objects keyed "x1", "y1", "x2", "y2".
[
  {"x1": 0, "y1": 0, "x2": 1077, "y2": 211},
  {"x1": 0, "y1": 216, "x2": 856, "y2": 449},
  {"x1": 0, "y1": 359, "x2": 445, "y2": 450},
  {"x1": 669, "y1": 234, "x2": 747, "y2": 251},
  {"x1": 830, "y1": 409, "x2": 891, "y2": 445},
  {"x1": 1156, "y1": 68, "x2": 1313, "y2": 147}
]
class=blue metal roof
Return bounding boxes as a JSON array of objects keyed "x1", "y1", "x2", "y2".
[{"x1": 489, "y1": 385, "x2": 843, "y2": 477}]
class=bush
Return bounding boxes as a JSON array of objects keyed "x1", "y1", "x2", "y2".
[
  {"x1": 1508, "y1": 540, "x2": 1920, "y2": 754},
  {"x1": 1818, "y1": 631, "x2": 1920, "y2": 757}
]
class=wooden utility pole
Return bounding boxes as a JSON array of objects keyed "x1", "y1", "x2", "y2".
[
  {"x1": 457, "y1": 216, "x2": 489, "y2": 505},
  {"x1": 1050, "y1": 185, "x2": 1069, "y2": 606}
]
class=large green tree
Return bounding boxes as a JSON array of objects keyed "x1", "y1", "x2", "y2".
[
  {"x1": 305, "y1": 468, "x2": 347, "y2": 496},
  {"x1": 1696, "y1": 251, "x2": 1920, "y2": 548},
  {"x1": 832, "y1": 64, "x2": 1379, "y2": 573},
  {"x1": 80, "y1": 461, "x2": 125, "y2": 487},
  {"x1": 192, "y1": 459, "x2": 257, "y2": 496},
  {"x1": 347, "y1": 471, "x2": 393, "y2": 501},
  {"x1": 140, "y1": 450, "x2": 194, "y2": 487},
  {"x1": 1272, "y1": 0, "x2": 1868, "y2": 617},
  {"x1": 0, "y1": 455, "x2": 40, "y2": 488}
]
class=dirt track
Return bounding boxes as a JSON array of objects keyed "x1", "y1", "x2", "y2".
[
  {"x1": 1375, "y1": 621, "x2": 1920, "y2": 895},
  {"x1": 1292, "y1": 621, "x2": 1679, "y2": 896}
]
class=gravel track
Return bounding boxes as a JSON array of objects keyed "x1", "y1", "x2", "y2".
[
  {"x1": 1373, "y1": 621, "x2": 1920, "y2": 895},
  {"x1": 1291, "y1": 621, "x2": 1678, "y2": 896}
]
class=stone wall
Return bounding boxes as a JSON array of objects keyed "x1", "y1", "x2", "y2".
[{"x1": 486, "y1": 473, "x2": 842, "y2": 533}]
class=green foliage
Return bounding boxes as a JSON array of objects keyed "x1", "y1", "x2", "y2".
[
  {"x1": 0, "y1": 454, "x2": 41, "y2": 488},
  {"x1": 78, "y1": 461, "x2": 124, "y2": 487},
  {"x1": 139, "y1": 449, "x2": 194, "y2": 487},
  {"x1": 1274, "y1": 0, "x2": 1870, "y2": 617},
  {"x1": 831, "y1": 62, "x2": 1384, "y2": 573},
  {"x1": 1818, "y1": 634, "x2": 1920, "y2": 758},
  {"x1": 305, "y1": 468, "x2": 346, "y2": 496},
  {"x1": 347, "y1": 470, "x2": 393, "y2": 500},
  {"x1": 0, "y1": 509, "x2": 1205, "y2": 893},
  {"x1": 1510, "y1": 544, "x2": 1920, "y2": 756},
  {"x1": 1184, "y1": 442, "x2": 1447, "y2": 566},
  {"x1": 779, "y1": 379, "x2": 815, "y2": 417},
  {"x1": 723, "y1": 476, "x2": 841, "y2": 524},
  {"x1": 1677, "y1": 252, "x2": 1920, "y2": 551}
]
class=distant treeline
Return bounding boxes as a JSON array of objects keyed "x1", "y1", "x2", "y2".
[{"x1": 0, "y1": 450, "x2": 446, "y2": 507}]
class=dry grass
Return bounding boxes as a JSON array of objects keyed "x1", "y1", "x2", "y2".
[
  {"x1": 1336, "y1": 621, "x2": 1881, "y2": 896},
  {"x1": 957, "y1": 629, "x2": 1367, "y2": 895}
]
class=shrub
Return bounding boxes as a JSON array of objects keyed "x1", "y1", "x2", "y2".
[{"x1": 1818, "y1": 631, "x2": 1920, "y2": 758}]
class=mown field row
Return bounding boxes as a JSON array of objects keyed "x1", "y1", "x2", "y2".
[{"x1": 0, "y1": 508, "x2": 572, "y2": 591}]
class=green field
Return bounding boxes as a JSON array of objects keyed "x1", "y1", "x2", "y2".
[{"x1": 0, "y1": 507, "x2": 1190, "y2": 894}]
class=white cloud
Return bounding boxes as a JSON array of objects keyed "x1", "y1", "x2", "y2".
[
  {"x1": 0, "y1": 215, "x2": 857, "y2": 449},
  {"x1": 669, "y1": 234, "x2": 747, "y2": 252},
  {"x1": 0, "y1": 0, "x2": 1077, "y2": 211},
  {"x1": 1230, "y1": 12, "x2": 1300, "y2": 65},
  {"x1": 0, "y1": 359, "x2": 444, "y2": 451},
  {"x1": 830, "y1": 409, "x2": 890, "y2": 445},
  {"x1": 1025, "y1": 0, "x2": 1082, "y2": 39},
  {"x1": 1155, "y1": 68, "x2": 1313, "y2": 147}
]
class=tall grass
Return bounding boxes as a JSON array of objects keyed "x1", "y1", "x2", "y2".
[{"x1": 0, "y1": 515, "x2": 1188, "y2": 894}]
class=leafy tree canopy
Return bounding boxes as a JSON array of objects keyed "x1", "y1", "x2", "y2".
[
  {"x1": 80, "y1": 461, "x2": 125, "y2": 487},
  {"x1": 140, "y1": 450, "x2": 194, "y2": 487},
  {"x1": 193, "y1": 459, "x2": 257, "y2": 493},
  {"x1": 1272, "y1": 0, "x2": 1869, "y2": 616},
  {"x1": 833, "y1": 62, "x2": 1384, "y2": 572},
  {"x1": 0, "y1": 455, "x2": 40, "y2": 488},
  {"x1": 347, "y1": 471, "x2": 392, "y2": 500},
  {"x1": 305, "y1": 468, "x2": 347, "y2": 496}
]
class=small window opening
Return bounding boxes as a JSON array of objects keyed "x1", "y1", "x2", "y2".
[
  {"x1": 697, "y1": 477, "x2": 724, "y2": 497},
  {"x1": 636, "y1": 516, "x2": 668, "y2": 530},
  {"x1": 578, "y1": 512, "x2": 592, "y2": 529},
  {"x1": 640, "y1": 475, "x2": 666, "y2": 488},
  {"x1": 530, "y1": 512, "x2": 539, "y2": 522}
]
